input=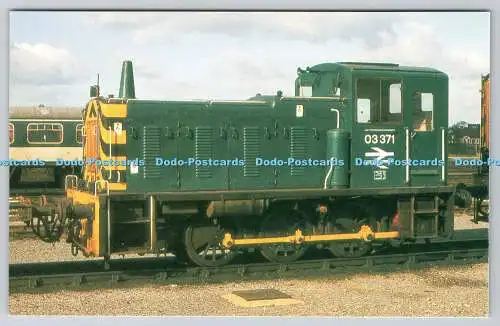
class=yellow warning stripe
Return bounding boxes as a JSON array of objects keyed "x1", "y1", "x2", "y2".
[
  {"x1": 99, "y1": 118, "x2": 127, "y2": 144},
  {"x1": 100, "y1": 102, "x2": 127, "y2": 118}
]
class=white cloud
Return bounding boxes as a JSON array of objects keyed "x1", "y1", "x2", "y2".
[
  {"x1": 368, "y1": 22, "x2": 489, "y2": 78},
  {"x1": 11, "y1": 12, "x2": 489, "y2": 124},
  {"x1": 10, "y1": 43, "x2": 82, "y2": 86},
  {"x1": 367, "y1": 21, "x2": 488, "y2": 123},
  {"x1": 85, "y1": 12, "x2": 401, "y2": 46},
  {"x1": 117, "y1": 18, "x2": 488, "y2": 124},
  {"x1": 133, "y1": 61, "x2": 163, "y2": 80}
]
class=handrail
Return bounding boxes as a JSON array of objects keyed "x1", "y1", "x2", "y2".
[
  {"x1": 108, "y1": 126, "x2": 112, "y2": 181},
  {"x1": 94, "y1": 179, "x2": 110, "y2": 196},
  {"x1": 441, "y1": 127, "x2": 446, "y2": 182},
  {"x1": 405, "y1": 128, "x2": 410, "y2": 184},
  {"x1": 64, "y1": 175, "x2": 78, "y2": 191},
  {"x1": 330, "y1": 108, "x2": 340, "y2": 129}
]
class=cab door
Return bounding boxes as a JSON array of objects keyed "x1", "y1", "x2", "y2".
[
  {"x1": 404, "y1": 76, "x2": 447, "y2": 186},
  {"x1": 350, "y1": 77, "x2": 406, "y2": 188}
]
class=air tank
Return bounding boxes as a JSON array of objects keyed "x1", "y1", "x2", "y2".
[{"x1": 324, "y1": 129, "x2": 350, "y2": 188}]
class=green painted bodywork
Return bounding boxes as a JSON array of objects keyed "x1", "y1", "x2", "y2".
[
  {"x1": 119, "y1": 61, "x2": 448, "y2": 193},
  {"x1": 125, "y1": 97, "x2": 341, "y2": 192}
]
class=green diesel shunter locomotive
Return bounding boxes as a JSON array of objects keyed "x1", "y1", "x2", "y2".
[{"x1": 40, "y1": 60, "x2": 454, "y2": 268}]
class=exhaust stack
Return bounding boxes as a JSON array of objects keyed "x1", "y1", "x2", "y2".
[{"x1": 118, "y1": 60, "x2": 136, "y2": 99}]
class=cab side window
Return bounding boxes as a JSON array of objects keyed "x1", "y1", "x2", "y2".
[
  {"x1": 413, "y1": 92, "x2": 434, "y2": 132},
  {"x1": 355, "y1": 78, "x2": 402, "y2": 124}
]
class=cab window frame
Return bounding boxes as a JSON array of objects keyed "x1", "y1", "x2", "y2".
[
  {"x1": 413, "y1": 92, "x2": 435, "y2": 132},
  {"x1": 354, "y1": 76, "x2": 403, "y2": 125}
]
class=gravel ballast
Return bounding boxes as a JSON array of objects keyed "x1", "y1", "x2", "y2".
[
  {"x1": 9, "y1": 263, "x2": 488, "y2": 316},
  {"x1": 8, "y1": 213, "x2": 489, "y2": 316}
]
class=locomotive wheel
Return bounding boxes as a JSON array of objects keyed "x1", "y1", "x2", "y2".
[
  {"x1": 328, "y1": 204, "x2": 373, "y2": 259},
  {"x1": 455, "y1": 188, "x2": 472, "y2": 208},
  {"x1": 184, "y1": 225, "x2": 236, "y2": 267},
  {"x1": 259, "y1": 208, "x2": 311, "y2": 263},
  {"x1": 475, "y1": 197, "x2": 489, "y2": 222},
  {"x1": 173, "y1": 244, "x2": 190, "y2": 265},
  {"x1": 328, "y1": 240, "x2": 372, "y2": 259}
]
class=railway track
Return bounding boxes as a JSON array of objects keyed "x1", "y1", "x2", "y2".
[
  {"x1": 9, "y1": 229, "x2": 488, "y2": 294},
  {"x1": 9, "y1": 221, "x2": 36, "y2": 239}
]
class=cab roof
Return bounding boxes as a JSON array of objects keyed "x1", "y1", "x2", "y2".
[{"x1": 305, "y1": 62, "x2": 446, "y2": 75}]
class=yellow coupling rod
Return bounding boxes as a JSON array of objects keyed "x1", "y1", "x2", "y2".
[{"x1": 222, "y1": 225, "x2": 400, "y2": 249}]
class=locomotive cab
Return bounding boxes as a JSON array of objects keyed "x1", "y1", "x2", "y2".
[
  {"x1": 296, "y1": 62, "x2": 453, "y2": 238},
  {"x1": 296, "y1": 62, "x2": 449, "y2": 188}
]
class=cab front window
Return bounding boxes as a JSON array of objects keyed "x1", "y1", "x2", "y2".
[{"x1": 299, "y1": 86, "x2": 313, "y2": 97}]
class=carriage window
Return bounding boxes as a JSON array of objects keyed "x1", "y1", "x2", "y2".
[
  {"x1": 76, "y1": 123, "x2": 83, "y2": 144},
  {"x1": 27, "y1": 123, "x2": 63, "y2": 144},
  {"x1": 356, "y1": 78, "x2": 402, "y2": 124},
  {"x1": 413, "y1": 92, "x2": 434, "y2": 132},
  {"x1": 9, "y1": 123, "x2": 14, "y2": 144}
]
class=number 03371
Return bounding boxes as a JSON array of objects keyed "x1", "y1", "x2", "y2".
[{"x1": 364, "y1": 134, "x2": 395, "y2": 144}]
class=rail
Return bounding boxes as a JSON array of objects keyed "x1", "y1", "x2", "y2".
[{"x1": 9, "y1": 234, "x2": 488, "y2": 293}]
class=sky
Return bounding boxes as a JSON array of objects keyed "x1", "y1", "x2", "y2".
[{"x1": 9, "y1": 11, "x2": 490, "y2": 124}]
